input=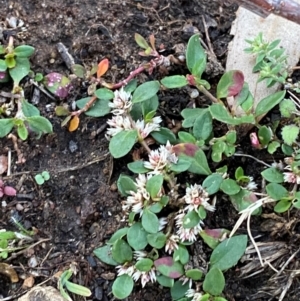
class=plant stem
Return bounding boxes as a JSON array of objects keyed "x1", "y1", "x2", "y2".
[
  {"x1": 139, "y1": 139, "x2": 152, "y2": 154},
  {"x1": 197, "y1": 85, "x2": 219, "y2": 104},
  {"x1": 71, "y1": 95, "x2": 97, "y2": 117}
]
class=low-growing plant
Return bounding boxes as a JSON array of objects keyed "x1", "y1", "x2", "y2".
[
  {"x1": 88, "y1": 31, "x2": 300, "y2": 300},
  {"x1": 0, "y1": 36, "x2": 53, "y2": 140},
  {"x1": 58, "y1": 263, "x2": 92, "y2": 301},
  {"x1": 34, "y1": 170, "x2": 50, "y2": 185}
]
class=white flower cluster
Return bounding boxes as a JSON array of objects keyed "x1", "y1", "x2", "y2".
[
  {"x1": 283, "y1": 157, "x2": 300, "y2": 184},
  {"x1": 106, "y1": 87, "x2": 162, "y2": 139},
  {"x1": 144, "y1": 141, "x2": 178, "y2": 175},
  {"x1": 174, "y1": 184, "x2": 215, "y2": 243}
]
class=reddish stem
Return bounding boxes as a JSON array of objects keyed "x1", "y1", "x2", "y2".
[
  {"x1": 71, "y1": 95, "x2": 97, "y2": 117},
  {"x1": 111, "y1": 65, "x2": 146, "y2": 89}
]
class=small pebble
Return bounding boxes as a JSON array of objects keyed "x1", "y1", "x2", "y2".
[
  {"x1": 28, "y1": 256, "x2": 38, "y2": 268},
  {"x1": 69, "y1": 140, "x2": 78, "y2": 153},
  {"x1": 87, "y1": 255, "x2": 97, "y2": 268},
  {"x1": 94, "y1": 286, "x2": 103, "y2": 300}
]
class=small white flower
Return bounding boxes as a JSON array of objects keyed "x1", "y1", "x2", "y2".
[
  {"x1": 184, "y1": 184, "x2": 215, "y2": 212},
  {"x1": 165, "y1": 234, "x2": 179, "y2": 254},
  {"x1": 133, "y1": 251, "x2": 147, "y2": 261},
  {"x1": 246, "y1": 177, "x2": 258, "y2": 191},
  {"x1": 283, "y1": 164, "x2": 300, "y2": 184},
  {"x1": 283, "y1": 171, "x2": 300, "y2": 184},
  {"x1": 133, "y1": 268, "x2": 156, "y2": 287},
  {"x1": 109, "y1": 87, "x2": 132, "y2": 115},
  {"x1": 144, "y1": 142, "x2": 178, "y2": 175},
  {"x1": 185, "y1": 289, "x2": 203, "y2": 301},
  {"x1": 175, "y1": 210, "x2": 203, "y2": 242},
  {"x1": 158, "y1": 217, "x2": 168, "y2": 231},
  {"x1": 116, "y1": 264, "x2": 135, "y2": 277},
  {"x1": 106, "y1": 115, "x2": 133, "y2": 138},
  {"x1": 135, "y1": 117, "x2": 162, "y2": 139}
]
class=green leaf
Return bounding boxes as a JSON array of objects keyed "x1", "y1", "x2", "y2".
[
  {"x1": 210, "y1": 103, "x2": 255, "y2": 125},
  {"x1": 71, "y1": 64, "x2": 86, "y2": 78},
  {"x1": 169, "y1": 157, "x2": 191, "y2": 173},
  {"x1": 282, "y1": 125, "x2": 299, "y2": 146},
  {"x1": 217, "y1": 70, "x2": 244, "y2": 98},
  {"x1": 34, "y1": 174, "x2": 45, "y2": 185},
  {"x1": 93, "y1": 245, "x2": 119, "y2": 266},
  {"x1": 220, "y1": 179, "x2": 240, "y2": 195},
  {"x1": 42, "y1": 171, "x2": 50, "y2": 180},
  {"x1": 185, "y1": 269, "x2": 203, "y2": 280},
  {"x1": 210, "y1": 235, "x2": 247, "y2": 270},
  {"x1": 261, "y1": 167, "x2": 283, "y2": 183},
  {"x1": 0, "y1": 59, "x2": 7, "y2": 71},
  {"x1": 156, "y1": 275, "x2": 174, "y2": 288},
  {"x1": 142, "y1": 209, "x2": 159, "y2": 234},
  {"x1": 26, "y1": 116, "x2": 53, "y2": 134},
  {"x1": 109, "y1": 130, "x2": 138, "y2": 158},
  {"x1": 127, "y1": 161, "x2": 149, "y2": 174},
  {"x1": 64, "y1": 281, "x2": 91, "y2": 297},
  {"x1": 181, "y1": 108, "x2": 205, "y2": 128},
  {"x1": 171, "y1": 280, "x2": 190, "y2": 300},
  {"x1": 127, "y1": 222, "x2": 148, "y2": 250},
  {"x1": 267, "y1": 141, "x2": 280, "y2": 154},
  {"x1": 134, "y1": 33, "x2": 150, "y2": 49},
  {"x1": 183, "y1": 210, "x2": 201, "y2": 229},
  {"x1": 108, "y1": 227, "x2": 129, "y2": 244},
  {"x1": 274, "y1": 200, "x2": 291, "y2": 213},
  {"x1": 146, "y1": 174, "x2": 163, "y2": 199},
  {"x1": 154, "y1": 257, "x2": 184, "y2": 278},
  {"x1": 22, "y1": 100, "x2": 40, "y2": 117},
  {"x1": 17, "y1": 123, "x2": 28, "y2": 140},
  {"x1": 200, "y1": 229, "x2": 230, "y2": 250},
  {"x1": 147, "y1": 232, "x2": 166, "y2": 249},
  {"x1": 112, "y1": 239, "x2": 133, "y2": 263},
  {"x1": 117, "y1": 174, "x2": 136, "y2": 196},
  {"x1": 125, "y1": 79, "x2": 138, "y2": 93},
  {"x1": 176, "y1": 147, "x2": 211, "y2": 175},
  {"x1": 186, "y1": 34, "x2": 206, "y2": 76},
  {"x1": 135, "y1": 258, "x2": 153, "y2": 272},
  {"x1": 279, "y1": 98, "x2": 296, "y2": 118},
  {"x1": 229, "y1": 189, "x2": 261, "y2": 214},
  {"x1": 161, "y1": 75, "x2": 188, "y2": 88},
  {"x1": 258, "y1": 125, "x2": 272, "y2": 147},
  {"x1": 132, "y1": 81, "x2": 160, "y2": 103},
  {"x1": 94, "y1": 88, "x2": 114, "y2": 100},
  {"x1": 76, "y1": 97, "x2": 111, "y2": 117},
  {"x1": 9, "y1": 57, "x2": 30, "y2": 84},
  {"x1": 0, "y1": 119, "x2": 14, "y2": 137},
  {"x1": 142, "y1": 95, "x2": 159, "y2": 117},
  {"x1": 254, "y1": 90, "x2": 286, "y2": 117},
  {"x1": 151, "y1": 127, "x2": 177, "y2": 144},
  {"x1": 203, "y1": 173, "x2": 223, "y2": 195},
  {"x1": 112, "y1": 275, "x2": 134, "y2": 299},
  {"x1": 266, "y1": 183, "x2": 288, "y2": 200},
  {"x1": 203, "y1": 268, "x2": 225, "y2": 296},
  {"x1": 14, "y1": 45, "x2": 35, "y2": 58},
  {"x1": 178, "y1": 132, "x2": 196, "y2": 143},
  {"x1": 173, "y1": 245, "x2": 189, "y2": 265},
  {"x1": 193, "y1": 110, "x2": 212, "y2": 140}
]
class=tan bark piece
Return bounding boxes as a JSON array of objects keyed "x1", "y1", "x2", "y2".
[{"x1": 226, "y1": 4, "x2": 300, "y2": 116}]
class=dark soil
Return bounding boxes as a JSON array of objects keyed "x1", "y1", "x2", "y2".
[{"x1": 0, "y1": 1, "x2": 300, "y2": 300}]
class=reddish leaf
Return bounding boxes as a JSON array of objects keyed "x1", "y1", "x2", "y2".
[
  {"x1": 229, "y1": 71, "x2": 244, "y2": 97},
  {"x1": 154, "y1": 257, "x2": 184, "y2": 279},
  {"x1": 217, "y1": 70, "x2": 244, "y2": 99},
  {"x1": 68, "y1": 115, "x2": 80, "y2": 132},
  {"x1": 97, "y1": 59, "x2": 109, "y2": 78},
  {"x1": 4, "y1": 186, "x2": 16, "y2": 196},
  {"x1": 173, "y1": 143, "x2": 199, "y2": 157}
]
